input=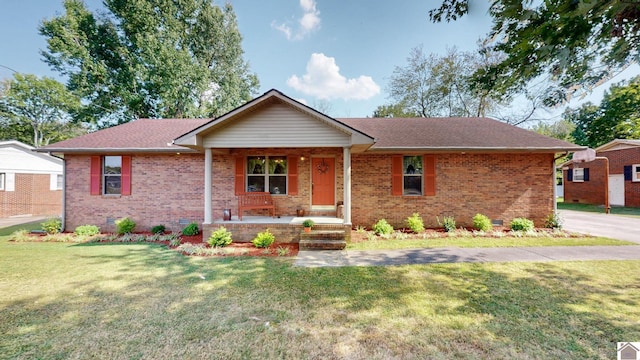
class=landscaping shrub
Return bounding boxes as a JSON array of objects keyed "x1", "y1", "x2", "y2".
[
  {"x1": 276, "y1": 246, "x2": 290, "y2": 256},
  {"x1": 405, "y1": 213, "x2": 424, "y2": 233},
  {"x1": 151, "y1": 224, "x2": 166, "y2": 234},
  {"x1": 372, "y1": 219, "x2": 394, "y2": 235},
  {"x1": 181, "y1": 222, "x2": 199, "y2": 236},
  {"x1": 544, "y1": 212, "x2": 562, "y2": 229},
  {"x1": 41, "y1": 218, "x2": 62, "y2": 234},
  {"x1": 510, "y1": 217, "x2": 535, "y2": 232},
  {"x1": 115, "y1": 217, "x2": 136, "y2": 235},
  {"x1": 438, "y1": 216, "x2": 456, "y2": 232},
  {"x1": 472, "y1": 214, "x2": 493, "y2": 232},
  {"x1": 207, "y1": 226, "x2": 233, "y2": 247},
  {"x1": 9, "y1": 229, "x2": 32, "y2": 242},
  {"x1": 252, "y1": 229, "x2": 275, "y2": 248},
  {"x1": 74, "y1": 225, "x2": 100, "y2": 236}
]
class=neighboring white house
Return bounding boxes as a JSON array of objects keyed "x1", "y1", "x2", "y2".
[{"x1": 0, "y1": 140, "x2": 63, "y2": 217}]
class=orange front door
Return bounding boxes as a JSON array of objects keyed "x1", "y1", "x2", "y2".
[{"x1": 311, "y1": 157, "x2": 335, "y2": 206}]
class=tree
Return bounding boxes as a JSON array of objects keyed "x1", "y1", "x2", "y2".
[
  {"x1": 385, "y1": 46, "x2": 503, "y2": 118},
  {"x1": 372, "y1": 103, "x2": 419, "y2": 118},
  {"x1": 563, "y1": 102, "x2": 601, "y2": 147},
  {"x1": 429, "y1": 1, "x2": 640, "y2": 103},
  {"x1": 564, "y1": 76, "x2": 640, "y2": 148},
  {"x1": 0, "y1": 74, "x2": 84, "y2": 147},
  {"x1": 531, "y1": 119, "x2": 575, "y2": 143},
  {"x1": 40, "y1": 0, "x2": 259, "y2": 128}
]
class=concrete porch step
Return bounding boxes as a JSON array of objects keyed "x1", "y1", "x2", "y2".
[{"x1": 299, "y1": 229, "x2": 346, "y2": 250}]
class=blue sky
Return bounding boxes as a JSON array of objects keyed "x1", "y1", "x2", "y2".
[{"x1": 0, "y1": 0, "x2": 637, "y2": 119}]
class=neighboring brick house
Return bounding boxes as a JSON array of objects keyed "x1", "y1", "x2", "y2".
[
  {"x1": 37, "y1": 89, "x2": 582, "y2": 240},
  {"x1": 563, "y1": 139, "x2": 640, "y2": 207},
  {"x1": 0, "y1": 140, "x2": 63, "y2": 218}
]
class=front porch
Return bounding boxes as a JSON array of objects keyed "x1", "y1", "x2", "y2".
[{"x1": 203, "y1": 215, "x2": 350, "y2": 249}]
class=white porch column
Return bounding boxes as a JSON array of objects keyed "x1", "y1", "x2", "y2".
[
  {"x1": 204, "y1": 148, "x2": 213, "y2": 224},
  {"x1": 343, "y1": 146, "x2": 352, "y2": 224}
]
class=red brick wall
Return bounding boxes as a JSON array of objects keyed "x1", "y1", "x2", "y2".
[
  {"x1": 563, "y1": 148, "x2": 640, "y2": 207},
  {"x1": 65, "y1": 154, "x2": 204, "y2": 232},
  {"x1": 351, "y1": 153, "x2": 555, "y2": 228},
  {"x1": 0, "y1": 173, "x2": 61, "y2": 217},
  {"x1": 213, "y1": 148, "x2": 344, "y2": 218},
  {"x1": 563, "y1": 159, "x2": 608, "y2": 205},
  {"x1": 65, "y1": 151, "x2": 555, "y2": 232},
  {"x1": 599, "y1": 148, "x2": 640, "y2": 207}
]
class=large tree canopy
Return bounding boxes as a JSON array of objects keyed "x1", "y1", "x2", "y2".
[
  {"x1": 430, "y1": 1, "x2": 640, "y2": 103},
  {"x1": 0, "y1": 74, "x2": 84, "y2": 147},
  {"x1": 40, "y1": 0, "x2": 259, "y2": 128},
  {"x1": 382, "y1": 46, "x2": 503, "y2": 118},
  {"x1": 564, "y1": 76, "x2": 640, "y2": 148}
]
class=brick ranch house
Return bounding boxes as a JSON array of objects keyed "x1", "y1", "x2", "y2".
[
  {"x1": 37, "y1": 89, "x2": 582, "y2": 242},
  {"x1": 1, "y1": 140, "x2": 63, "y2": 218},
  {"x1": 562, "y1": 139, "x2": 640, "y2": 208}
]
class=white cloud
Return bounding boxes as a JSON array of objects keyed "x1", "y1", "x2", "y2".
[
  {"x1": 287, "y1": 53, "x2": 381, "y2": 101},
  {"x1": 272, "y1": 0, "x2": 320, "y2": 40}
]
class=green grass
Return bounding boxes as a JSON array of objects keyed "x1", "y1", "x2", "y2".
[
  {"x1": 557, "y1": 198, "x2": 640, "y2": 217},
  {"x1": 346, "y1": 235, "x2": 634, "y2": 250},
  {"x1": 0, "y1": 220, "x2": 43, "y2": 236},
  {"x1": 1, "y1": 237, "x2": 639, "y2": 359}
]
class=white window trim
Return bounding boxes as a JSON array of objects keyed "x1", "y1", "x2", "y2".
[
  {"x1": 103, "y1": 156, "x2": 122, "y2": 195},
  {"x1": 0, "y1": 173, "x2": 4, "y2": 191},
  {"x1": 633, "y1": 164, "x2": 640, "y2": 182},
  {"x1": 246, "y1": 156, "x2": 288, "y2": 195},
  {"x1": 573, "y1": 168, "x2": 584, "y2": 182},
  {"x1": 4, "y1": 173, "x2": 15, "y2": 191},
  {"x1": 403, "y1": 155, "x2": 424, "y2": 196},
  {"x1": 50, "y1": 173, "x2": 63, "y2": 190}
]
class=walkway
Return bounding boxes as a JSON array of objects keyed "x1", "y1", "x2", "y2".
[
  {"x1": 294, "y1": 246, "x2": 640, "y2": 267},
  {"x1": 0, "y1": 215, "x2": 47, "y2": 230}
]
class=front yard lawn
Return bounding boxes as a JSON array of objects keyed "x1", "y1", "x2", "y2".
[
  {"x1": 1, "y1": 237, "x2": 638, "y2": 359},
  {"x1": 558, "y1": 199, "x2": 640, "y2": 217}
]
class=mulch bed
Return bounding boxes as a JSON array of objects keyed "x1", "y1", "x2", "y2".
[
  {"x1": 178, "y1": 233, "x2": 298, "y2": 257},
  {"x1": 13, "y1": 231, "x2": 299, "y2": 257}
]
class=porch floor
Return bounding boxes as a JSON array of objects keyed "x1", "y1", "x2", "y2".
[{"x1": 212, "y1": 216, "x2": 345, "y2": 225}]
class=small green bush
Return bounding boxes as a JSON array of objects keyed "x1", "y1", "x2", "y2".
[
  {"x1": 372, "y1": 219, "x2": 394, "y2": 235},
  {"x1": 114, "y1": 217, "x2": 136, "y2": 234},
  {"x1": 405, "y1": 213, "x2": 424, "y2": 233},
  {"x1": 74, "y1": 225, "x2": 100, "y2": 236},
  {"x1": 10, "y1": 229, "x2": 32, "y2": 242},
  {"x1": 438, "y1": 216, "x2": 456, "y2": 232},
  {"x1": 252, "y1": 229, "x2": 275, "y2": 248},
  {"x1": 510, "y1": 217, "x2": 535, "y2": 232},
  {"x1": 151, "y1": 224, "x2": 166, "y2": 234},
  {"x1": 181, "y1": 222, "x2": 199, "y2": 236},
  {"x1": 302, "y1": 219, "x2": 315, "y2": 228},
  {"x1": 472, "y1": 214, "x2": 493, "y2": 232},
  {"x1": 41, "y1": 218, "x2": 62, "y2": 234},
  {"x1": 276, "y1": 246, "x2": 290, "y2": 256},
  {"x1": 544, "y1": 213, "x2": 562, "y2": 229},
  {"x1": 207, "y1": 226, "x2": 233, "y2": 247}
]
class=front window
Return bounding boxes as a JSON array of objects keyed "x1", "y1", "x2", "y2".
[
  {"x1": 56, "y1": 174, "x2": 63, "y2": 190},
  {"x1": 573, "y1": 168, "x2": 584, "y2": 182},
  {"x1": 633, "y1": 164, "x2": 640, "y2": 182},
  {"x1": 0, "y1": 173, "x2": 4, "y2": 191},
  {"x1": 403, "y1": 156, "x2": 423, "y2": 195},
  {"x1": 247, "y1": 156, "x2": 287, "y2": 194},
  {"x1": 103, "y1": 156, "x2": 122, "y2": 194}
]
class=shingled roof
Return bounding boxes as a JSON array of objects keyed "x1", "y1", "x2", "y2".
[
  {"x1": 340, "y1": 117, "x2": 583, "y2": 153},
  {"x1": 37, "y1": 118, "x2": 210, "y2": 153}
]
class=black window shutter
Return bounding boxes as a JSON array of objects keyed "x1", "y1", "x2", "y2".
[
  {"x1": 567, "y1": 169, "x2": 573, "y2": 181},
  {"x1": 584, "y1": 168, "x2": 590, "y2": 181},
  {"x1": 624, "y1": 165, "x2": 632, "y2": 181}
]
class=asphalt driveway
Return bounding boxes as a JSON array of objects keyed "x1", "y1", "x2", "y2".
[{"x1": 559, "y1": 209, "x2": 640, "y2": 244}]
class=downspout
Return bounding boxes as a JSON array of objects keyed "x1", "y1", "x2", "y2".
[
  {"x1": 51, "y1": 153, "x2": 66, "y2": 231},
  {"x1": 553, "y1": 152, "x2": 568, "y2": 214}
]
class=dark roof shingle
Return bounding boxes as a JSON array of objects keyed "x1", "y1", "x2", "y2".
[
  {"x1": 38, "y1": 118, "x2": 210, "y2": 153},
  {"x1": 340, "y1": 117, "x2": 583, "y2": 152}
]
